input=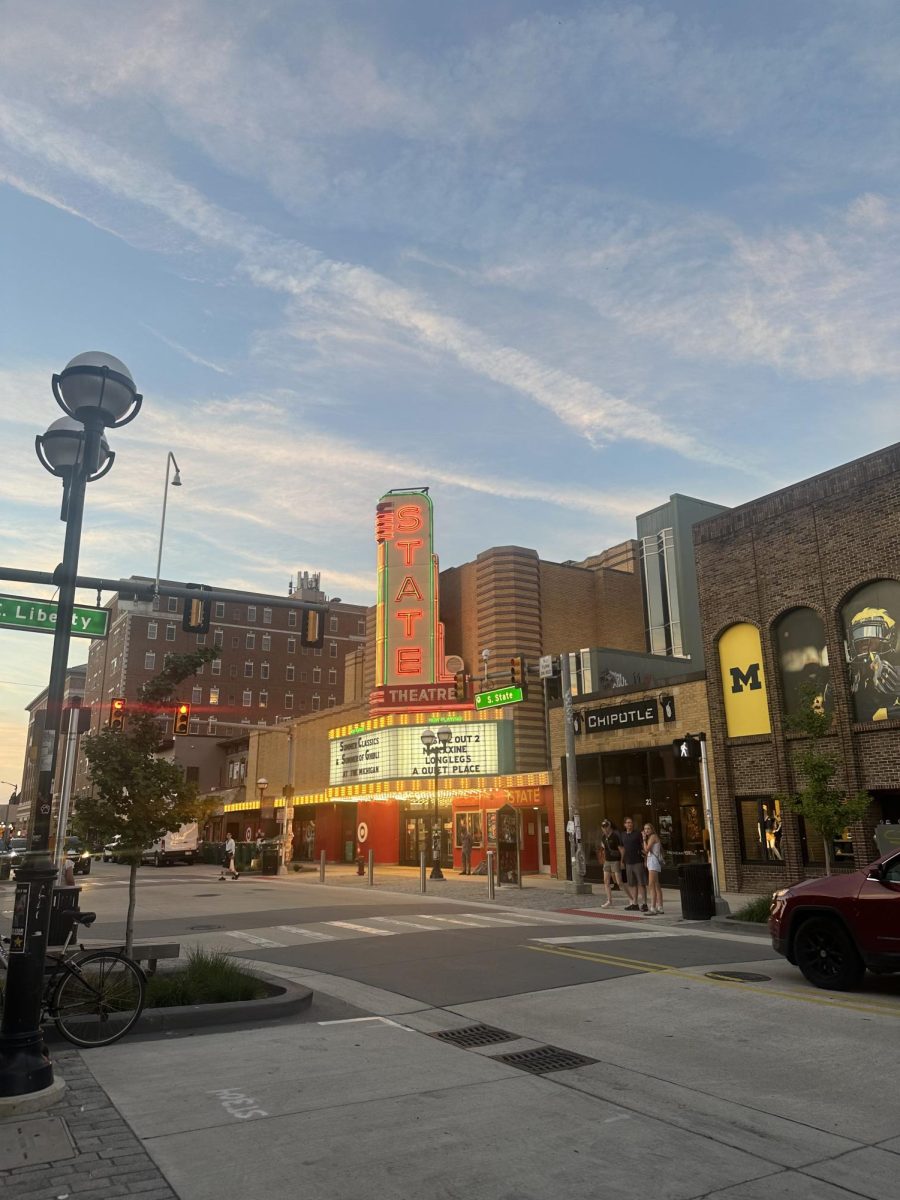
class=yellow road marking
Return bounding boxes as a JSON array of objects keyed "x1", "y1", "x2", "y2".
[{"x1": 527, "y1": 944, "x2": 900, "y2": 1018}]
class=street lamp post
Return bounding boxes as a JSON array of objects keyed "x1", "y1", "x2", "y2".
[
  {"x1": 420, "y1": 728, "x2": 452, "y2": 880},
  {"x1": 154, "y1": 451, "x2": 182, "y2": 595},
  {"x1": 0, "y1": 352, "x2": 141, "y2": 1099}
]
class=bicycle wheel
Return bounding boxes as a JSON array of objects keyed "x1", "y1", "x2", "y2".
[{"x1": 52, "y1": 951, "x2": 146, "y2": 1047}]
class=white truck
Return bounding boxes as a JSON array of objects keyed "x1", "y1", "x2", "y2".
[{"x1": 141, "y1": 822, "x2": 200, "y2": 867}]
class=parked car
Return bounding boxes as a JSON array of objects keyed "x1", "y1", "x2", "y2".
[
  {"x1": 63, "y1": 836, "x2": 92, "y2": 876},
  {"x1": 769, "y1": 849, "x2": 900, "y2": 990},
  {"x1": 102, "y1": 835, "x2": 126, "y2": 863},
  {"x1": 140, "y1": 822, "x2": 200, "y2": 867},
  {"x1": 0, "y1": 837, "x2": 28, "y2": 869}
]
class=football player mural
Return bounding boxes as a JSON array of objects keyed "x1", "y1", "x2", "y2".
[
  {"x1": 774, "y1": 607, "x2": 831, "y2": 717},
  {"x1": 842, "y1": 581, "x2": 900, "y2": 723}
]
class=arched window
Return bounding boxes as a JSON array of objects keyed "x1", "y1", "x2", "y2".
[
  {"x1": 772, "y1": 608, "x2": 831, "y2": 717},
  {"x1": 841, "y1": 580, "x2": 900, "y2": 723}
]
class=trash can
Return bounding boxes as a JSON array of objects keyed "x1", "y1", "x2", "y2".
[
  {"x1": 0, "y1": 859, "x2": 10, "y2": 881},
  {"x1": 261, "y1": 844, "x2": 280, "y2": 876},
  {"x1": 48, "y1": 886, "x2": 82, "y2": 946},
  {"x1": 678, "y1": 862, "x2": 715, "y2": 921}
]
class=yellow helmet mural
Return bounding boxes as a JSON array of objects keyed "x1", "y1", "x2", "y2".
[{"x1": 848, "y1": 606, "x2": 897, "y2": 657}]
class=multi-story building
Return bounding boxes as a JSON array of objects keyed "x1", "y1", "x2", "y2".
[
  {"x1": 78, "y1": 572, "x2": 366, "y2": 793},
  {"x1": 18, "y1": 664, "x2": 88, "y2": 835}
]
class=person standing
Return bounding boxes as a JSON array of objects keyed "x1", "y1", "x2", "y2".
[
  {"x1": 643, "y1": 823, "x2": 665, "y2": 914},
  {"x1": 621, "y1": 817, "x2": 648, "y2": 913},
  {"x1": 460, "y1": 824, "x2": 473, "y2": 875},
  {"x1": 599, "y1": 820, "x2": 622, "y2": 908},
  {"x1": 220, "y1": 833, "x2": 240, "y2": 881}
]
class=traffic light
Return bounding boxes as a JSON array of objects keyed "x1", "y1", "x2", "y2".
[
  {"x1": 672, "y1": 734, "x2": 700, "y2": 761},
  {"x1": 173, "y1": 703, "x2": 191, "y2": 736},
  {"x1": 182, "y1": 583, "x2": 211, "y2": 634},
  {"x1": 509, "y1": 655, "x2": 527, "y2": 697},
  {"x1": 300, "y1": 607, "x2": 325, "y2": 649},
  {"x1": 108, "y1": 697, "x2": 126, "y2": 732},
  {"x1": 454, "y1": 671, "x2": 467, "y2": 701}
]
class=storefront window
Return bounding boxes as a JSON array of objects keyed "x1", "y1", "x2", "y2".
[
  {"x1": 455, "y1": 812, "x2": 483, "y2": 847},
  {"x1": 737, "y1": 797, "x2": 783, "y2": 864}
]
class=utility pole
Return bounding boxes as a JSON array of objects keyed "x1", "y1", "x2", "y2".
[{"x1": 560, "y1": 652, "x2": 590, "y2": 894}]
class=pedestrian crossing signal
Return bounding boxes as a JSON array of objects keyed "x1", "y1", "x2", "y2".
[
  {"x1": 300, "y1": 608, "x2": 325, "y2": 649},
  {"x1": 672, "y1": 734, "x2": 700, "y2": 760},
  {"x1": 173, "y1": 703, "x2": 191, "y2": 736},
  {"x1": 108, "y1": 697, "x2": 126, "y2": 732}
]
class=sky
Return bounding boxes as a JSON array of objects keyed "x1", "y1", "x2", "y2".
[{"x1": 2, "y1": 0, "x2": 900, "y2": 789}]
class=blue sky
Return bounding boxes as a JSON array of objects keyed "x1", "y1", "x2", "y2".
[{"x1": 1, "y1": 0, "x2": 900, "y2": 787}]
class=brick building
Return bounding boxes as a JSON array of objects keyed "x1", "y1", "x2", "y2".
[
  {"x1": 694, "y1": 441, "x2": 900, "y2": 893},
  {"x1": 18, "y1": 664, "x2": 89, "y2": 836}
]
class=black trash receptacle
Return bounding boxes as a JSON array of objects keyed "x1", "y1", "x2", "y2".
[
  {"x1": 261, "y1": 844, "x2": 280, "y2": 876},
  {"x1": 48, "y1": 886, "x2": 82, "y2": 945},
  {"x1": 678, "y1": 862, "x2": 715, "y2": 921},
  {"x1": 0, "y1": 859, "x2": 10, "y2": 881}
]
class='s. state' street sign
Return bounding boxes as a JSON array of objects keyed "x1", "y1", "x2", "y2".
[
  {"x1": 474, "y1": 685, "x2": 525, "y2": 711},
  {"x1": 0, "y1": 593, "x2": 109, "y2": 640}
]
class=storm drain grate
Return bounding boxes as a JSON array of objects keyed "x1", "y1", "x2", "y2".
[
  {"x1": 705, "y1": 971, "x2": 772, "y2": 983},
  {"x1": 493, "y1": 1045, "x2": 598, "y2": 1075},
  {"x1": 194, "y1": 893, "x2": 222, "y2": 897},
  {"x1": 430, "y1": 1024, "x2": 517, "y2": 1049},
  {"x1": 188, "y1": 924, "x2": 224, "y2": 931}
]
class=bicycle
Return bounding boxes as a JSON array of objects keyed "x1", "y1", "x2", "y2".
[{"x1": 0, "y1": 911, "x2": 146, "y2": 1048}]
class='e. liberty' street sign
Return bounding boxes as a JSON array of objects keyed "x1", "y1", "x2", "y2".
[
  {"x1": 475, "y1": 685, "x2": 525, "y2": 711},
  {"x1": 0, "y1": 593, "x2": 109, "y2": 640}
]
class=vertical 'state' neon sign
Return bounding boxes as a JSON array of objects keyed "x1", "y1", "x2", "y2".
[{"x1": 375, "y1": 491, "x2": 438, "y2": 687}]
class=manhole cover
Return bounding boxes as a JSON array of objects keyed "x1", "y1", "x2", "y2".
[
  {"x1": 431, "y1": 1024, "x2": 516, "y2": 1048},
  {"x1": 188, "y1": 924, "x2": 224, "y2": 931},
  {"x1": 0, "y1": 1116, "x2": 75, "y2": 1168},
  {"x1": 705, "y1": 971, "x2": 772, "y2": 983},
  {"x1": 492, "y1": 1046, "x2": 598, "y2": 1075}
]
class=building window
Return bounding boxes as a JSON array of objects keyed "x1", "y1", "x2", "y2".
[
  {"x1": 286, "y1": 665, "x2": 295, "y2": 682},
  {"x1": 208, "y1": 717, "x2": 217, "y2": 735},
  {"x1": 246, "y1": 632, "x2": 255, "y2": 649},
  {"x1": 212, "y1": 659, "x2": 221, "y2": 676},
  {"x1": 314, "y1": 647, "x2": 323, "y2": 657},
  {"x1": 244, "y1": 661, "x2": 253, "y2": 678},
  {"x1": 233, "y1": 608, "x2": 242, "y2": 620},
  {"x1": 328, "y1": 668, "x2": 337, "y2": 685},
  {"x1": 259, "y1": 690, "x2": 268, "y2": 708},
  {"x1": 263, "y1": 607, "x2": 272, "y2": 625},
  {"x1": 301, "y1": 645, "x2": 309, "y2": 656},
  {"x1": 640, "y1": 527, "x2": 684, "y2": 657},
  {"x1": 737, "y1": 798, "x2": 784, "y2": 864},
  {"x1": 311, "y1": 693, "x2": 321, "y2": 712},
  {"x1": 300, "y1": 670, "x2": 308, "y2": 682},
  {"x1": 357, "y1": 619, "x2": 365, "y2": 635},
  {"x1": 210, "y1": 687, "x2": 219, "y2": 706},
  {"x1": 242, "y1": 691, "x2": 252, "y2": 707},
  {"x1": 261, "y1": 662, "x2": 270, "y2": 680},
  {"x1": 287, "y1": 637, "x2": 296, "y2": 654},
  {"x1": 229, "y1": 665, "x2": 238, "y2": 678},
  {"x1": 191, "y1": 686, "x2": 202, "y2": 704},
  {"x1": 329, "y1": 641, "x2": 337, "y2": 658},
  {"x1": 329, "y1": 615, "x2": 338, "y2": 632},
  {"x1": 144, "y1": 651, "x2": 156, "y2": 670},
  {"x1": 313, "y1": 667, "x2": 322, "y2": 683},
  {"x1": 147, "y1": 621, "x2": 158, "y2": 641},
  {"x1": 247, "y1": 605, "x2": 257, "y2": 623},
  {"x1": 231, "y1": 635, "x2": 239, "y2": 649},
  {"x1": 213, "y1": 629, "x2": 224, "y2": 648},
  {"x1": 327, "y1": 696, "x2": 336, "y2": 708},
  {"x1": 285, "y1": 692, "x2": 294, "y2": 709},
  {"x1": 168, "y1": 596, "x2": 178, "y2": 613},
  {"x1": 166, "y1": 624, "x2": 176, "y2": 641},
  {"x1": 288, "y1": 610, "x2": 297, "y2": 627},
  {"x1": 215, "y1": 602, "x2": 225, "y2": 619},
  {"x1": 152, "y1": 595, "x2": 161, "y2": 611},
  {"x1": 196, "y1": 663, "x2": 204, "y2": 675},
  {"x1": 262, "y1": 633, "x2": 271, "y2": 651},
  {"x1": 196, "y1": 633, "x2": 207, "y2": 647}
]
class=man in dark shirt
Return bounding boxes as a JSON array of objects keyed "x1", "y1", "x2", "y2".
[{"x1": 621, "y1": 816, "x2": 648, "y2": 913}]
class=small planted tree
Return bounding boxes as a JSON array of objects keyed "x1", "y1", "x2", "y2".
[
  {"x1": 780, "y1": 688, "x2": 872, "y2": 875},
  {"x1": 75, "y1": 649, "x2": 218, "y2": 954}
]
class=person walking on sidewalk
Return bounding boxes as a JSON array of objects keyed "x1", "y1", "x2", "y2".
[
  {"x1": 460, "y1": 825, "x2": 473, "y2": 875},
  {"x1": 621, "y1": 817, "x2": 648, "y2": 913},
  {"x1": 643, "y1": 823, "x2": 665, "y2": 914},
  {"x1": 220, "y1": 833, "x2": 240, "y2": 881},
  {"x1": 599, "y1": 820, "x2": 622, "y2": 907}
]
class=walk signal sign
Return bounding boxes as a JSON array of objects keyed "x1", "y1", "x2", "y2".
[
  {"x1": 672, "y1": 734, "x2": 701, "y2": 761},
  {"x1": 108, "y1": 697, "x2": 126, "y2": 732},
  {"x1": 173, "y1": 703, "x2": 191, "y2": 736}
]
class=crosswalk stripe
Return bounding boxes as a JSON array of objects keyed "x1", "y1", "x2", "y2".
[
  {"x1": 275, "y1": 926, "x2": 335, "y2": 940},
  {"x1": 412, "y1": 915, "x2": 485, "y2": 927},
  {"x1": 223, "y1": 930, "x2": 284, "y2": 947},
  {"x1": 328, "y1": 920, "x2": 396, "y2": 936},
  {"x1": 369, "y1": 916, "x2": 438, "y2": 931}
]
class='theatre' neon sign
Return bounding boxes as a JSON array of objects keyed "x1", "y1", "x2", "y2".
[{"x1": 375, "y1": 490, "x2": 451, "y2": 690}]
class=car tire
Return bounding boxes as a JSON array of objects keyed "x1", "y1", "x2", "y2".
[
  {"x1": 81, "y1": 859, "x2": 91, "y2": 875},
  {"x1": 794, "y1": 916, "x2": 866, "y2": 991},
  {"x1": 155, "y1": 853, "x2": 164, "y2": 868}
]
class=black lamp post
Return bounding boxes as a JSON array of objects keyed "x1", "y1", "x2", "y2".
[
  {"x1": 420, "y1": 727, "x2": 452, "y2": 880},
  {"x1": 0, "y1": 352, "x2": 141, "y2": 1099}
]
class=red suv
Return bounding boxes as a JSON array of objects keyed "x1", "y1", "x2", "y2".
[{"x1": 769, "y1": 850, "x2": 900, "y2": 990}]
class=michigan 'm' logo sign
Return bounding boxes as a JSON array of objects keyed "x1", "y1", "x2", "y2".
[{"x1": 718, "y1": 624, "x2": 772, "y2": 737}]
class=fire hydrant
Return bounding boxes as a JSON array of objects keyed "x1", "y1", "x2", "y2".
[{"x1": 356, "y1": 847, "x2": 366, "y2": 875}]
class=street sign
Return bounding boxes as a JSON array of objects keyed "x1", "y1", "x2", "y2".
[
  {"x1": 538, "y1": 655, "x2": 555, "y2": 679},
  {"x1": 0, "y1": 593, "x2": 109, "y2": 640},
  {"x1": 474, "y1": 685, "x2": 525, "y2": 711}
]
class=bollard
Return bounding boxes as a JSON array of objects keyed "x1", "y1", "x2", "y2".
[
  {"x1": 367, "y1": 849, "x2": 374, "y2": 887},
  {"x1": 319, "y1": 849, "x2": 326, "y2": 883},
  {"x1": 486, "y1": 851, "x2": 495, "y2": 900},
  {"x1": 419, "y1": 850, "x2": 427, "y2": 894}
]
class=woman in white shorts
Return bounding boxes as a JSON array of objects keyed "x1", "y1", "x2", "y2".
[{"x1": 642, "y1": 823, "x2": 664, "y2": 914}]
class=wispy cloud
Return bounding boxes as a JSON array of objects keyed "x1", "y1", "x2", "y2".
[{"x1": 139, "y1": 323, "x2": 230, "y2": 375}]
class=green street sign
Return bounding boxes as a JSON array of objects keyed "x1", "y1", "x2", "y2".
[
  {"x1": 0, "y1": 593, "x2": 109, "y2": 640},
  {"x1": 475, "y1": 685, "x2": 525, "y2": 711}
]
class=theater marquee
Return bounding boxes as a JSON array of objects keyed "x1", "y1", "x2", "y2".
[{"x1": 329, "y1": 720, "x2": 514, "y2": 786}]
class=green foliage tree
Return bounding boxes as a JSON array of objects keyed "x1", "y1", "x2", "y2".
[
  {"x1": 779, "y1": 688, "x2": 872, "y2": 876},
  {"x1": 75, "y1": 649, "x2": 218, "y2": 953}
]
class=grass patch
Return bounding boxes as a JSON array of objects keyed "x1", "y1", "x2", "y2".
[
  {"x1": 730, "y1": 895, "x2": 772, "y2": 923},
  {"x1": 145, "y1": 948, "x2": 268, "y2": 1008}
]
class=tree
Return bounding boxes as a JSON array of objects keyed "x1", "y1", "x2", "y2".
[
  {"x1": 75, "y1": 649, "x2": 218, "y2": 954},
  {"x1": 779, "y1": 688, "x2": 872, "y2": 875}
]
